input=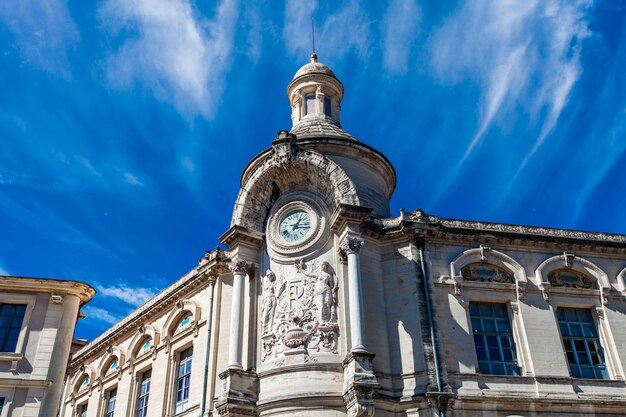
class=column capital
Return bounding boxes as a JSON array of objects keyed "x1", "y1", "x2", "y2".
[
  {"x1": 229, "y1": 259, "x2": 249, "y2": 274},
  {"x1": 340, "y1": 236, "x2": 364, "y2": 255}
]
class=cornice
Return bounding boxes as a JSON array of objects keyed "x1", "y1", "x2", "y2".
[
  {"x1": 330, "y1": 204, "x2": 373, "y2": 234},
  {"x1": 69, "y1": 262, "x2": 216, "y2": 365},
  {"x1": 219, "y1": 225, "x2": 264, "y2": 249},
  {"x1": 0, "y1": 276, "x2": 95, "y2": 304},
  {"x1": 375, "y1": 209, "x2": 626, "y2": 253}
]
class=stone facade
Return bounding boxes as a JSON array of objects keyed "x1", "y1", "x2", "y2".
[
  {"x1": 61, "y1": 55, "x2": 626, "y2": 417},
  {"x1": 0, "y1": 276, "x2": 94, "y2": 417}
]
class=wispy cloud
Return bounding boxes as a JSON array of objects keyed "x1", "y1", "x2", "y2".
[
  {"x1": 0, "y1": 0, "x2": 80, "y2": 77},
  {"x1": 99, "y1": 0, "x2": 240, "y2": 119},
  {"x1": 382, "y1": 0, "x2": 420, "y2": 74},
  {"x1": 0, "y1": 192, "x2": 108, "y2": 253},
  {"x1": 430, "y1": 0, "x2": 592, "y2": 164},
  {"x1": 282, "y1": 0, "x2": 318, "y2": 55},
  {"x1": 96, "y1": 283, "x2": 158, "y2": 307},
  {"x1": 83, "y1": 306, "x2": 121, "y2": 325},
  {"x1": 283, "y1": 0, "x2": 371, "y2": 61},
  {"x1": 0, "y1": 258, "x2": 10, "y2": 276},
  {"x1": 123, "y1": 172, "x2": 144, "y2": 186}
]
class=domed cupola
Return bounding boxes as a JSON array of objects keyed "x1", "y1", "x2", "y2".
[{"x1": 287, "y1": 53, "x2": 350, "y2": 138}]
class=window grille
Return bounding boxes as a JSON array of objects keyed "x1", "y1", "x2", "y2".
[
  {"x1": 175, "y1": 347, "x2": 193, "y2": 414},
  {"x1": 0, "y1": 304, "x2": 26, "y2": 352},
  {"x1": 136, "y1": 369, "x2": 151, "y2": 417},
  {"x1": 104, "y1": 389, "x2": 116, "y2": 417},
  {"x1": 469, "y1": 302, "x2": 520, "y2": 376},
  {"x1": 556, "y1": 308, "x2": 609, "y2": 379}
]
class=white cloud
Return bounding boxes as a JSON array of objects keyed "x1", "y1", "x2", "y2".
[
  {"x1": 83, "y1": 306, "x2": 121, "y2": 325},
  {"x1": 123, "y1": 172, "x2": 144, "y2": 186},
  {"x1": 0, "y1": 258, "x2": 10, "y2": 276},
  {"x1": 283, "y1": 0, "x2": 371, "y2": 61},
  {"x1": 282, "y1": 0, "x2": 318, "y2": 55},
  {"x1": 0, "y1": 0, "x2": 80, "y2": 77},
  {"x1": 429, "y1": 0, "x2": 593, "y2": 163},
  {"x1": 100, "y1": 0, "x2": 240, "y2": 119},
  {"x1": 96, "y1": 283, "x2": 158, "y2": 307},
  {"x1": 382, "y1": 0, "x2": 420, "y2": 74}
]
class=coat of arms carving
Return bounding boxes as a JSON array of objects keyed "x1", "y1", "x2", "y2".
[{"x1": 261, "y1": 260, "x2": 339, "y2": 361}]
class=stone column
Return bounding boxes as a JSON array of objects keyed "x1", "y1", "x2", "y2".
[
  {"x1": 228, "y1": 259, "x2": 248, "y2": 369},
  {"x1": 341, "y1": 236, "x2": 367, "y2": 353}
]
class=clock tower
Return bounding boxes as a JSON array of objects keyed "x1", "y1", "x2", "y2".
[{"x1": 216, "y1": 53, "x2": 396, "y2": 417}]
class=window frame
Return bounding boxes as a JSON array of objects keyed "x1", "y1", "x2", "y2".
[
  {"x1": 0, "y1": 295, "x2": 35, "y2": 363},
  {"x1": 103, "y1": 388, "x2": 116, "y2": 417},
  {"x1": 136, "y1": 368, "x2": 151, "y2": 417},
  {"x1": 468, "y1": 301, "x2": 521, "y2": 376},
  {"x1": 174, "y1": 346, "x2": 193, "y2": 414},
  {"x1": 77, "y1": 403, "x2": 88, "y2": 417},
  {"x1": 555, "y1": 306, "x2": 610, "y2": 380},
  {"x1": 0, "y1": 303, "x2": 27, "y2": 353}
]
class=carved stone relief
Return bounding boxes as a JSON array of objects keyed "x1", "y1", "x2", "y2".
[{"x1": 261, "y1": 260, "x2": 339, "y2": 362}]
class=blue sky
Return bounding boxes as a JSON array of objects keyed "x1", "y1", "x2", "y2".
[{"x1": 1, "y1": 0, "x2": 625, "y2": 341}]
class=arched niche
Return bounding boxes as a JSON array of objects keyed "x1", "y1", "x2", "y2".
[
  {"x1": 127, "y1": 324, "x2": 160, "y2": 363},
  {"x1": 535, "y1": 252, "x2": 609, "y2": 304},
  {"x1": 70, "y1": 363, "x2": 95, "y2": 398},
  {"x1": 231, "y1": 145, "x2": 360, "y2": 232},
  {"x1": 163, "y1": 299, "x2": 201, "y2": 340},
  {"x1": 450, "y1": 246, "x2": 527, "y2": 297},
  {"x1": 97, "y1": 345, "x2": 124, "y2": 380}
]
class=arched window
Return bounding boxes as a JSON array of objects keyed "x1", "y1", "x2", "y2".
[{"x1": 174, "y1": 312, "x2": 192, "y2": 335}]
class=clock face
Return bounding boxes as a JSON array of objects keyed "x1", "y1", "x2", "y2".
[{"x1": 279, "y1": 210, "x2": 312, "y2": 242}]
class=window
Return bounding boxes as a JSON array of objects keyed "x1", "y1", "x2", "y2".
[
  {"x1": 136, "y1": 370, "x2": 151, "y2": 417},
  {"x1": 104, "y1": 389, "x2": 116, "y2": 417},
  {"x1": 469, "y1": 302, "x2": 520, "y2": 376},
  {"x1": 304, "y1": 94, "x2": 316, "y2": 115},
  {"x1": 0, "y1": 397, "x2": 4, "y2": 414},
  {"x1": 78, "y1": 404, "x2": 87, "y2": 417},
  {"x1": 323, "y1": 97, "x2": 331, "y2": 117},
  {"x1": 0, "y1": 304, "x2": 26, "y2": 352},
  {"x1": 175, "y1": 347, "x2": 193, "y2": 414},
  {"x1": 556, "y1": 308, "x2": 609, "y2": 379}
]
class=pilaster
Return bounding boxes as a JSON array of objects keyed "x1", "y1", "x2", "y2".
[{"x1": 343, "y1": 351, "x2": 378, "y2": 417}]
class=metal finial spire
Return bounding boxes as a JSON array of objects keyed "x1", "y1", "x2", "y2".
[
  {"x1": 312, "y1": 18, "x2": 316, "y2": 54},
  {"x1": 310, "y1": 18, "x2": 318, "y2": 63}
]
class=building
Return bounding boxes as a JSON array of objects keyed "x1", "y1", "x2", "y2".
[
  {"x1": 61, "y1": 54, "x2": 626, "y2": 417},
  {"x1": 0, "y1": 276, "x2": 95, "y2": 417}
]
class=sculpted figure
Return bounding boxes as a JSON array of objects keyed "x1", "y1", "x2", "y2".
[
  {"x1": 261, "y1": 270, "x2": 285, "y2": 334},
  {"x1": 298, "y1": 261, "x2": 337, "y2": 323}
]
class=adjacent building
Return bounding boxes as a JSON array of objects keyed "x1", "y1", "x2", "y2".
[
  {"x1": 60, "y1": 54, "x2": 626, "y2": 417},
  {"x1": 0, "y1": 276, "x2": 95, "y2": 417}
]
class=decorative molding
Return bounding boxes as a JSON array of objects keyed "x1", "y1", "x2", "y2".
[
  {"x1": 449, "y1": 247, "x2": 527, "y2": 296},
  {"x1": 261, "y1": 261, "x2": 339, "y2": 361},
  {"x1": 229, "y1": 260, "x2": 250, "y2": 275},
  {"x1": 536, "y1": 254, "x2": 609, "y2": 305},
  {"x1": 425, "y1": 391, "x2": 456, "y2": 413},
  {"x1": 340, "y1": 236, "x2": 364, "y2": 255}
]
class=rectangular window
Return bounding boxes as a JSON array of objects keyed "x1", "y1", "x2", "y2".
[
  {"x1": 305, "y1": 94, "x2": 316, "y2": 115},
  {"x1": 469, "y1": 302, "x2": 520, "y2": 376},
  {"x1": 79, "y1": 404, "x2": 87, "y2": 417},
  {"x1": 175, "y1": 347, "x2": 193, "y2": 414},
  {"x1": 0, "y1": 397, "x2": 4, "y2": 414},
  {"x1": 104, "y1": 389, "x2": 116, "y2": 417},
  {"x1": 557, "y1": 308, "x2": 609, "y2": 379},
  {"x1": 0, "y1": 304, "x2": 27, "y2": 352},
  {"x1": 136, "y1": 369, "x2": 151, "y2": 417},
  {"x1": 323, "y1": 97, "x2": 331, "y2": 117}
]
